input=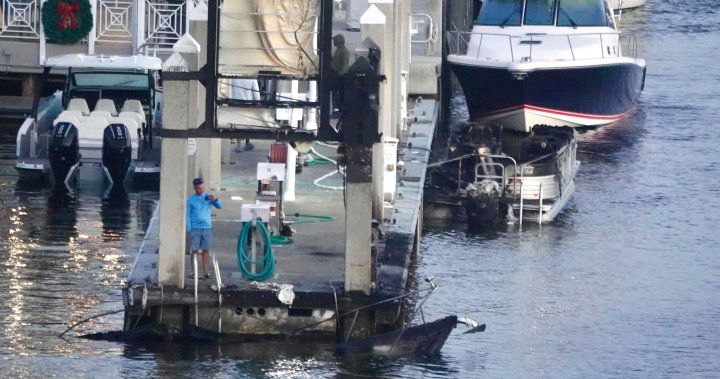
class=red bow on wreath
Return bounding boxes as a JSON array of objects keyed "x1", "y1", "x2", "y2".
[{"x1": 57, "y1": 1, "x2": 80, "y2": 30}]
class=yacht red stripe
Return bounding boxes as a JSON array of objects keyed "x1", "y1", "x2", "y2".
[{"x1": 478, "y1": 105, "x2": 628, "y2": 120}]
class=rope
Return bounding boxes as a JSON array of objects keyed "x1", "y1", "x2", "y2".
[
  {"x1": 237, "y1": 219, "x2": 275, "y2": 281},
  {"x1": 59, "y1": 309, "x2": 125, "y2": 338}
]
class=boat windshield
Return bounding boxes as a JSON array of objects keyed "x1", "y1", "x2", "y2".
[
  {"x1": 476, "y1": 0, "x2": 523, "y2": 27},
  {"x1": 524, "y1": 0, "x2": 558, "y2": 25},
  {"x1": 72, "y1": 72, "x2": 150, "y2": 89},
  {"x1": 475, "y1": 0, "x2": 612, "y2": 27},
  {"x1": 557, "y1": 0, "x2": 611, "y2": 27}
]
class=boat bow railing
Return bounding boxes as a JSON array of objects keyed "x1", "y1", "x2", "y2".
[{"x1": 446, "y1": 30, "x2": 641, "y2": 62}]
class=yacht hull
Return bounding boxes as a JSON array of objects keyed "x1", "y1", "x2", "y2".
[{"x1": 449, "y1": 61, "x2": 646, "y2": 132}]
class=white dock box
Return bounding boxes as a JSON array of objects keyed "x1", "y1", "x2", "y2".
[
  {"x1": 240, "y1": 204, "x2": 271, "y2": 223},
  {"x1": 256, "y1": 162, "x2": 286, "y2": 181},
  {"x1": 383, "y1": 136, "x2": 399, "y2": 201}
]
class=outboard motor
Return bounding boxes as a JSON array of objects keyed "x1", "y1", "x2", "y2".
[
  {"x1": 102, "y1": 123, "x2": 132, "y2": 186},
  {"x1": 465, "y1": 179, "x2": 502, "y2": 227},
  {"x1": 48, "y1": 122, "x2": 80, "y2": 185}
]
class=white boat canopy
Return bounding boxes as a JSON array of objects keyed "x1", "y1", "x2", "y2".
[{"x1": 43, "y1": 54, "x2": 163, "y2": 71}]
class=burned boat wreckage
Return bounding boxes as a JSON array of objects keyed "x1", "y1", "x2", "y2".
[{"x1": 426, "y1": 123, "x2": 579, "y2": 226}]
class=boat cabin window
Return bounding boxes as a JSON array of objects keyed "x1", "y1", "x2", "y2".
[
  {"x1": 475, "y1": 0, "x2": 612, "y2": 27},
  {"x1": 557, "y1": 0, "x2": 610, "y2": 27},
  {"x1": 476, "y1": 0, "x2": 523, "y2": 27},
  {"x1": 524, "y1": 0, "x2": 557, "y2": 25}
]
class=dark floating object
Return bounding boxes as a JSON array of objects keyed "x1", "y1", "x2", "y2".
[
  {"x1": 80, "y1": 324, "x2": 171, "y2": 343},
  {"x1": 335, "y1": 315, "x2": 458, "y2": 357},
  {"x1": 80, "y1": 324, "x2": 220, "y2": 343}
]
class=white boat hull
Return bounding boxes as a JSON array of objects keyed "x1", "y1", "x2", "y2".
[{"x1": 478, "y1": 105, "x2": 626, "y2": 133}]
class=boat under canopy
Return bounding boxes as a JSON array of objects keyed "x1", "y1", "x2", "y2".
[{"x1": 16, "y1": 54, "x2": 163, "y2": 188}]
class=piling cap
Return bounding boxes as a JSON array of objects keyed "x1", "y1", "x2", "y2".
[{"x1": 192, "y1": 178, "x2": 204, "y2": 185}]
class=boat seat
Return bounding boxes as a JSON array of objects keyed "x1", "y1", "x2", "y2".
[
  {"x1": 67, "y1": 98, "x2": 91, "y2": 115},
  {"x1": 121, "y1": 99, "x2": 145, "y2": 118},
  {"x1": 89, "y1": 110, "x2": 113, "y2": 120},
  {"x1": 95, "y1": 99, "x2": 118, "y2": 115},
  {"x1": 118, "y1": 111, "x2": 146, "y2": 132},
  {"x1": 53, "y1": 110, "x2": 85, "y2": 126}
]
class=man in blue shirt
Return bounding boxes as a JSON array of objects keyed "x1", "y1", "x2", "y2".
[{"x1": 187, "y1": 178, "x2": 222, "y2": 278}]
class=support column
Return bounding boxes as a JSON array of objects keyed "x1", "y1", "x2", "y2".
[
  {"x1": 398, "y1": 0, "x2": 411, "y2": 132},
  {"x1": 342, "y1": 57, "x2": 382, "y2": 296},
  {"x1": 344, "y1": 146, "x2": 373, "y2": 295},
  {"x1": 188, "y1": 4, "x2": 222, "y2": 191},
  {"x1": 157, "y1": 44, "x2": 197, "y2": 288},
  {"x1": 367, "y1": 1, "x2": 397, "y2": 138},
  {"x1": 360, "y1": 5, "x2": 392, "y2": 221}
]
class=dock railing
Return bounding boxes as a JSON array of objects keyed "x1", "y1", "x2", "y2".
[
  {"x1": 0, "y1": 0, "x2": 191, "y2": 58},
  {"x1": 446, "y1": 29, "x2": 641, "y2": 62}
]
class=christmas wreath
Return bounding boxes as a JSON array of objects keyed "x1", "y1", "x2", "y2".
[{"x1": 41, "y1": 0, "x2": 94, "y2": 45}]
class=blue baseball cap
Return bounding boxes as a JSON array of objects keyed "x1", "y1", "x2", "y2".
[{"x1": 192, "y1": 178, "x2": 204, "y2": 185}]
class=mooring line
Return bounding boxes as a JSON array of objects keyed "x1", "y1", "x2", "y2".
[{"x1": 58, "y1": 309, "x2": 124, "y2": 338}]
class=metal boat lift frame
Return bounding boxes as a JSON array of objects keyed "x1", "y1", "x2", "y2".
[{"x1": 158, "y1": 0, "x2": 338, "y2": 143}]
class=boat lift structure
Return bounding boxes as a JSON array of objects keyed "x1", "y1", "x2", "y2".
[{"x1": 122, "y1": 0, "x2": 450, "y2": 349}]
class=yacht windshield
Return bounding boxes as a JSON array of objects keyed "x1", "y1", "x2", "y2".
[
  {"x1": 476, "y1": 0, "x2": 612, "y2": 27},
  {"x1": 524, "y1": 0, "x2": 557, "y2": 25},
  {"x1": 72, "y1": 72, "x2": 150, "y2": 88},
  {"x1": 557, "y1": 0, "x2": 610, "y2": 27},
  {"x1": 476, "y1": 0, "x2": 523, "y2": 26}
]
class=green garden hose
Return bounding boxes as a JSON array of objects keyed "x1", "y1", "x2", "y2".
[{"x1": 237, "y1": 220, "x2": 275, "y2": 281}]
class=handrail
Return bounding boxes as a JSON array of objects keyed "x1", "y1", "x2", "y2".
[
  {"x1": 446, "y1": 29, "x2": 641, "y2": 62},
  {"x1": 193, "y1": 254, "x2": 199, "y2": 326},
  {"x1": 410, "y1": 13, "x2": 436, "y2": 44}
]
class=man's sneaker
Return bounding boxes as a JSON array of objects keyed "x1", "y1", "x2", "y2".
[
  {"x1": 204, "y1": 273, "x2": 212, "y2": 279},
  {"x1": 244, "y1": 142, "x2": 255, "y2": 151}
]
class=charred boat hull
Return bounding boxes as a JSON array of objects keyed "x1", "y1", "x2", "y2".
[{"x1": 335, "y1": 315, "x2": 458, "y2": 357}]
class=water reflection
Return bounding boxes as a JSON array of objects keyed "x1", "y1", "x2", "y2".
[
  {"x1": 101, "y1": 187, "x2": 131, "y2": 243},
  {"x1": 46, "y1": 188, "x2": 79, "y2": 246},
  {"x1": 576, "y1": 107, "x2": 648, "y2": 165}
]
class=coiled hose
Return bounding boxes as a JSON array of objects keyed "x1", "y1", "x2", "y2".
[{"x1": 237, "y1": 220, "x2": 275, "y2": 281}]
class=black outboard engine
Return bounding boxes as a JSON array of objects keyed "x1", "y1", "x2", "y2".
[
  {"x1": 102, "y1": 123, "x2": 132, "y2": 186},
  {"x1": 48, "y1": 122, "x2": 80, "y2": 185},
  {"x1": 465, "y1": 179, "x2": 502, "y2": 227}
]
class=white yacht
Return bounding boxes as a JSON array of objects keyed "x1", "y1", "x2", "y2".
[{"x1": 446, "y1": 0, "x2": 647, "y2": 132}]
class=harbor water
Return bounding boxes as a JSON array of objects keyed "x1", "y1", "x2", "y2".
[{"x1": 1, "y1": 2, "x2": 719, "y2": 377}]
